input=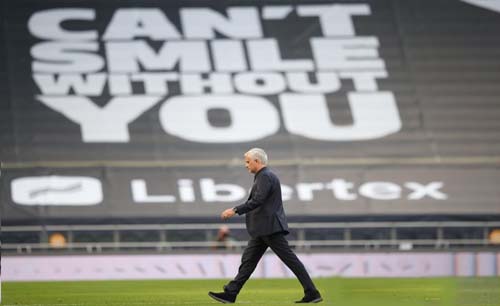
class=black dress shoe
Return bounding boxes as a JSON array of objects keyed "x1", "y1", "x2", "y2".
[
  {"x1": 295, "y1": 292, "x2": 323, "y2": 303},
  {"x1": 208, "y1": 291, "x2": 236, "y2": 304}
]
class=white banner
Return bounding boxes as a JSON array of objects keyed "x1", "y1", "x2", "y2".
[{"x1": 3, "y1": 252, "x2": 499, "y2": 281}]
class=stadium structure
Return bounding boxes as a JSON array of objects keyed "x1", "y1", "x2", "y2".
[{"x1": 1, "y1": 1, "x2": 500, "y2": 302}]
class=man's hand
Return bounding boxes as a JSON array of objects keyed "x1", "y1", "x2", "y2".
[{"x1": 221, "y1": 208, "x2": 236, "y2": 220}]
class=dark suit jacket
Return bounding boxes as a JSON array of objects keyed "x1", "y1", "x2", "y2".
[{"x1": 235, "y1": 167, "x2": 289, "y2": 238}]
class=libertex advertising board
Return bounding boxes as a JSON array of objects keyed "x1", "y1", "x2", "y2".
[{"x1": 1, "y1": 0, "x2": 500, "y2": 222}]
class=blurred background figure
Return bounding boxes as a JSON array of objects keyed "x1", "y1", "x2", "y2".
[
  {"x1": 48, "y1": 232, "x2": 67, "y2": 249},
  {"x1": 213, "y1": 225, "x2": 236, "y2": 250},
  {"x1": 489, "y1": 229, "x2": 500, "y2": 244}
]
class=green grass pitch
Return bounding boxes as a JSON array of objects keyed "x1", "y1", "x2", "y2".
[{"x1": 2, "y1": 277, "x2": 500, "y2": 306}]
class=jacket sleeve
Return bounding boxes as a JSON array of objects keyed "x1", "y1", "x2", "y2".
[{"x1": 235, "y1": 174, "x2": 272, "y2": 215}]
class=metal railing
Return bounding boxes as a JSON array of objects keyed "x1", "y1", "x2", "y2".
[{"x1": 2, "y1": 221, "x2": 500, "y2": 254}]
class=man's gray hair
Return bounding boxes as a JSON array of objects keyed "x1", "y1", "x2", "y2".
[{"x1": 246, "y1": 148, "x2": 268, "y2": 165}]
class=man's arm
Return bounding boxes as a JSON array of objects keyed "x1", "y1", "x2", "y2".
[
  {"x1": 221, "y1": 207, "x2": 236, "y2": 220},
  {"x1": 220, "y1": 174, "x2": 272, "y2": 220}
]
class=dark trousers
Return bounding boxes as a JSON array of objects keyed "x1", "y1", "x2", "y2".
[{"x1": 224, "y1": 233, "x2": 317, "y2": 295}]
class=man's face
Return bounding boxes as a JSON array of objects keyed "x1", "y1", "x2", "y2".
[{"x1": 244, "y1": 154, "x2": 260, "y2": 174}]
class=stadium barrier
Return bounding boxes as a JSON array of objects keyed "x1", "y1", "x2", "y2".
[{"x1": 3, "y1": 221, "x2": 500, "y2": 254}]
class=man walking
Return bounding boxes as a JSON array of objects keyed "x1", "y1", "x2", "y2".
[{"x1": 208, "y1": 148, "x2": 322, "y2": 304}]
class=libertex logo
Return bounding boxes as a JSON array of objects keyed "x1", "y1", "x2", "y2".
[
  {"x1": 11, "y1": 176, "x2": 102, "y2": 206},
  {"x1": 29, "y1": 4, "x2": 401, "y2": 143}
]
